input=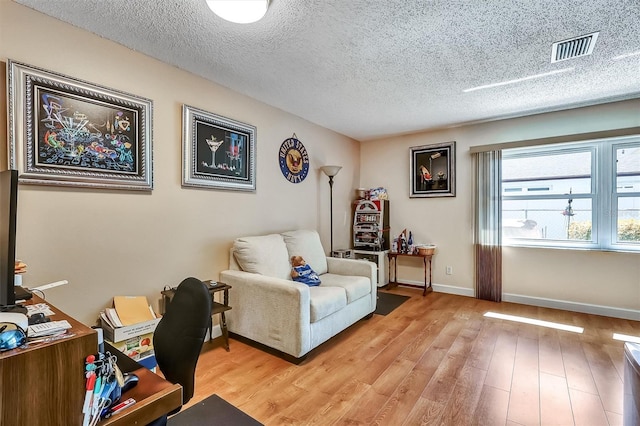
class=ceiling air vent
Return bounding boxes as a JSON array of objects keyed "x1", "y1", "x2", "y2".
[{"x1": 551, "y1": 32, "x2": 599, "y2": 63}]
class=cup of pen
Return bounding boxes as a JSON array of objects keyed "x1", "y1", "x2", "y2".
[{"x1": 83, "y1": 352, "x2": 130, "y2": 425}]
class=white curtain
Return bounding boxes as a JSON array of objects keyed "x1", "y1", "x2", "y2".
[{"x1": 473, "y1": 150, "x2": 502, "y2": 302}]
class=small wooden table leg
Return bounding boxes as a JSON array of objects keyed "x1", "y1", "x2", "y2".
[
  {"x1": 222, "y1": 288, "x2": 230, "y2": 351},
  {"x1": 392, "y1": 255, "x2": 398, "y2": 289},
  {"x1": 423, "y1": 256, "x2": 427, "y2": 296},
  {"x1": 221, "y1": 311, "x2": 229, "y2": 351}
]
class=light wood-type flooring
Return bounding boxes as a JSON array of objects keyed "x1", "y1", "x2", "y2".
[{"x1": 185, "y1": 288, "x2": 640, "y2": 425}]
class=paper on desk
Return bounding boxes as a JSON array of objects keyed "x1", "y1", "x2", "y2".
[
  {"x1": 27, "y1": 319, "x2": 72, "y2": 337},
  {"x1": 113, "y1": 296, "x2": 155, "y2": 326}
]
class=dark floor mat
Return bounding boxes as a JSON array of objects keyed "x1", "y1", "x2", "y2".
[
  {"x1": 168, "y1": 394, "x2": 262, "y2": 426},
  {"x1": 375, "y1": 291, "x2": 410, "y2": 315}
]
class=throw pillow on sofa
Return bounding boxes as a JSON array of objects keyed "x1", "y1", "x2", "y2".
[
  {"x1": 233, "y1": 233, "x2": 291, "y2": 280},
  {"x1": 281, "y1": 230, "x2": 328, "y2": 275}
]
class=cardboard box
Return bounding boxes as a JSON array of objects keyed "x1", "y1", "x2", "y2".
[
  {"x1": 106, "y1": 331, "x2": 154, "y2": 361},
  {"x1": 138, "y1": 354, "x2": 157, "y2": 372},
  {"x1": 101, "y1": 317, "x2": 161, "y2": 343}
]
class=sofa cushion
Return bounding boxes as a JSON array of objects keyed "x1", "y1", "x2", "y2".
[
  {"x1": 281, "y1": 230, "x2": 328, "y2": 275},
  {"x1": 308, "y1": 286, "x2": 347, "y2": 323},
  {"x1": 320, "y1": 273, "x2": 371, "y2": 303},
  {"x1": 233, "y1": 234, "x2": 291, "y2": 281}
]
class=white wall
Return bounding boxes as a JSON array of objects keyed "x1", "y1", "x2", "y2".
[
  {"x1": 361, "y1": 100, "x2": 640, "y2": 318},
  {"x1": 2, "y1": 2, "x2": 638, "y2": 324},
  {"x1": 0, "y1": 2, "x2": 359, "y2": 324}
]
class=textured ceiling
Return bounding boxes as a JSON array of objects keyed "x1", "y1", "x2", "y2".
[{"x1": 14, "y1": 0, "x2": 640, "y2": 141}]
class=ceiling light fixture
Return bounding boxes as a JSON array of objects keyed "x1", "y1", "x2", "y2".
[
  {"x1": 206, "y1": 0, "x2": 269, "y2": 24},
  {"x1": 463, "y1": 68, "x2": 574, "y2": 93}
]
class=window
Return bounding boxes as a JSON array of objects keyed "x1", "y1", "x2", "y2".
[{"x1": 502, "y1": 137, "x2": 640, "y2": 251}]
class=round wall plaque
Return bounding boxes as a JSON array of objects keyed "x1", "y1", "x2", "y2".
[{"x1": 278, "y1": 136, "x2": 309, "y2": 183}]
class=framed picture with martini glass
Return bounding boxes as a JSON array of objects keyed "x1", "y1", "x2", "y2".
[{"x1": 182, "y1": 105, "x2": 256, "y2": 191}]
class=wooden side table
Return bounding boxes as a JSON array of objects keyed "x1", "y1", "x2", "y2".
[
  {"x1": 161, "y1": 281, "x2": 232, "y2": 351},
  {"x1": 387, "y1": 252, "x2": 433, "y2": 296}
]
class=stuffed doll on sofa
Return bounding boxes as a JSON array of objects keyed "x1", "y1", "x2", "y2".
[{"x1": 291, "y1": 255, "x2": 321, "y2": 286}]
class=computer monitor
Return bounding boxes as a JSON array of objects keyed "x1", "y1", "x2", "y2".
[{"x1": 0, "y1": 170, "x2": 23, "y2": 313}]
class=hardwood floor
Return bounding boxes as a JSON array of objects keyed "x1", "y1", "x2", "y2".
[{"x1": 187, "y1": 288, "x2": 639, "y2": 425}]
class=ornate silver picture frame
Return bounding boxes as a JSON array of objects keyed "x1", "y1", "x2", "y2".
[
  {"x1": 182, "y1": 105, "x2": 256, "y2": 192},
  {"x1": 8, "y1": 60, "x2": 153, "y2": 190}
]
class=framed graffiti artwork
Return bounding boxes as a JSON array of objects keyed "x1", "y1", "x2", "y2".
[
  {"x1": 7, "y1": 60, "x2": 153, "y2": 190},
  {"x1": 409, "y1": 141, "x2": 456, "y2": 198},
  {"x1": 181, "y1": 105, "x2": 256, "y2": 192}
]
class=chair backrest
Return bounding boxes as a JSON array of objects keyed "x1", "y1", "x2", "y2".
[{"x1": 153, "y1": 277, "x2": 212, "y2": 408}]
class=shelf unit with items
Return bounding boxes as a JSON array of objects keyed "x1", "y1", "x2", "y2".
[
  {"x1": 353, "y1": 249, "x2": 389, "y2": 287},
  {"x1": 352, "y1": 199, "x2": 390, "y2": 251}
]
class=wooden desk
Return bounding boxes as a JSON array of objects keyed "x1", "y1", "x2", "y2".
[
  {"x1": 388, "y1": 252, "x2": 433, "y2": 296},
  {"x1": 0, "y1": 297, "x2": 182, "y2": 426},
  {"x1": 0, "y1": 296, "x2": 96, "y2": 426},
  {"x1": 101, "y1": 343, "x2": 182, "y2": 425}
]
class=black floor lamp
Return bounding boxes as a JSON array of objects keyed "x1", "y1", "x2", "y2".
[{"x1": 321, "y1": 165, "x2": 342, "y2": 254}]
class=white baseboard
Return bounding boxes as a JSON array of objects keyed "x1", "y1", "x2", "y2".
[
  {"x1": 393, "y1": 280, "x2": 474, "y2": 297},
  {"x1": 503, "y1": 293, "x2": 640, "y2": 321},
  {"x1": 394, "y1": 280, "x2": 640, "y2": 321},
  {"x1": 205, "y1": 324, "x2": 222, "y2": 342},
  {"x1": 432, "y1": 283, "x2": 474, "y2": 297}
]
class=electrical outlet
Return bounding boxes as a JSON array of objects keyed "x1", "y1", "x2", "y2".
[{"x1": 446, "y1": 266, "x2": 453, "y2": 275}]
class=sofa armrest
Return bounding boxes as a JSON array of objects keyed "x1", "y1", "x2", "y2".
[
  {"x1": 219, "y1": 269, "x2": 311, "y2": 358},
  {"x1": 326, "y1": 257, "x2": 377, "y2": 286}
]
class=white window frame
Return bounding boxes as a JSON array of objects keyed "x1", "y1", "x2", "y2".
[
  {"x1": 502, "y1": 136, "x2": 640, "y2": 252},
  {"x1": 612, "y1": 140, "x2": 640, "y2": 250}
]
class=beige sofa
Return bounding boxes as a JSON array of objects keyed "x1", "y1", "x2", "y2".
[{"x1": 220, "y1": 229, "x2": 377, "y2": 362}]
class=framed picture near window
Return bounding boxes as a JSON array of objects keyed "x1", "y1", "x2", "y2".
[
  {"x1": 182, "y1": 105, "x2": 256, "y2": 192},
  {"x1": 410, "y1": 141, "x2": 456, "y2": 198},
  {"x1": 7, "y1": 60, "x2": 153, "y2": 190}
]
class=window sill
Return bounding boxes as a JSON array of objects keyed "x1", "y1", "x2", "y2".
[{"x1": 504, "y1": 241, "x2": 640, "y2": 254}]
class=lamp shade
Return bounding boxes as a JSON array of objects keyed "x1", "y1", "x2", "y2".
[
  {"x1": 207, "y1": 0, "x2": 269, "y2": 24},
  {"x1": 321, "y1": 165, "x2": 342, "y2": 177}
]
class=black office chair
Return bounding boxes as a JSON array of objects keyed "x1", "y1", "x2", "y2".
[{"x1": 153, "y1": 277, "x2": 212, "y2": 416}]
